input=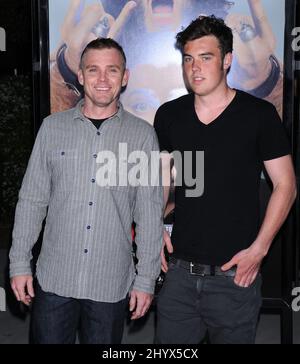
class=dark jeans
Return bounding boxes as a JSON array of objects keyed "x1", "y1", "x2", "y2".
[
  {"x1": 156, "y1": 261, "x2": 262, "y2": 344},
  {"x1": 31, "y1": 282, "x2": 128, "y2": 344}
]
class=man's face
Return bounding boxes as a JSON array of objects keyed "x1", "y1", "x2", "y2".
[
  {"x1": 78, "y1": 48, "x2": 129, "y2": 110},
  {"x1": 183, "y1": 35, "x2": 232, "y2": 97},
  {"x1": 139, "y1": 0, "x2": 185, "y2": 32}
]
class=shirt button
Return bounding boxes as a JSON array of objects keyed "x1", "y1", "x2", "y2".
[
  {"x1": 61, "y1": 152, "x2": 65, "y2": 156},
  {"x1": 91, "y1": 179, "x2": 96, "y2": 183},
  {"x1": 97, "y1": 132, "x2": 101, "y2": 136},
  {"x1": 89, "y1": 202, "x2": 93, "y2": 206},
  {"x1": 93, "y1": 154, "x2": 97, "y2": 159},
  {"x1": 84, "y1": 249, "x2": 88, "y2": 254},
  {"x1": 87, "y1": 226, "x2": 91, "y2": 230}
]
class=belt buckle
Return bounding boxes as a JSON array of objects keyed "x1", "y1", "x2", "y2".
[{"x1": 190, "y1": 262, "x2": 205, "y2": 276}]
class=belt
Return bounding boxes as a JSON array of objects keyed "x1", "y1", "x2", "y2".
[{"x1": 169, "y1": 257, "x2": 236, "y2": 277}]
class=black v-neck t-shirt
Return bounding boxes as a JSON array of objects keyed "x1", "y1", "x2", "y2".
[{"x1": 154, "y1": 90, "x2": 290, "y2": 265}]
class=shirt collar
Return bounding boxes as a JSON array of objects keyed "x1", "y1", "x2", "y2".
[{"x1": 73, "y1": 99, "x2": 124, "y2": 124}]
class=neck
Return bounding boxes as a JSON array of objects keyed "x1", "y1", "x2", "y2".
[
  {"x1": 194, "y1": 84, "x2": 235, "y2": 111},
  {"x1": 82, "y1": 100, "x2": 119, "y2": 120}
]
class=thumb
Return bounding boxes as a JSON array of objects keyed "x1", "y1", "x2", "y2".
[
  {"x1": 27, "y1": 279, "x2": 35, "y2": 298},
  {"x1": 129, "y1": 291, "x2": 137, "y2": 312},
  {"x1": 164, "y1": 233, "x2": 173, "y2": 254},
  {"x1": 221, "y1": 258, "x2": 236, "y2": 271}
]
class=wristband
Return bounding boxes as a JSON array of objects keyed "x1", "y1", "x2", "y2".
[
  {"x1": 247, "y1": 55, "x2": 281, "y2": 98},
  {"x1": 56, "y1": 44, "x2": 83, "y2": 97}
]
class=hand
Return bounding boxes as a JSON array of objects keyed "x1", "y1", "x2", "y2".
[
  {"x1": 221, "y1": 244, "x2": 266, "y2": 287},
  {"x1": 11, "y1": 275, "x2": 35, "y2": 306},
  {"x1": 225, "y1": 0, "x2": 276, "y2": 90},
  {"x1": 129, "y1": 290, "x2": 153, "y2": 320},
  {"x1": 161, "y1": 228, "x2": 173, "y2": 273},
  {"x1": 60, "y1": 0, "x2": 137, "y2": 73}
]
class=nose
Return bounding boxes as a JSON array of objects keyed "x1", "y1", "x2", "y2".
[
  {"x1": 192, "y1": 59, "x2": 201, "y2": 72},
  {"x1": 98, "y1": 70, "x2": 107, "y2": 82}
]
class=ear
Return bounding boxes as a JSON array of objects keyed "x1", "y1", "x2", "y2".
[
  {"x1": 223, "y1": 52, "x2": 233, "y2": 71},
  {"x1": 78, "y1": 69, "x2": 84, "y2": 86},
  {"x1": 122, "y1": 69, "x2": 130, "y2": 87}
]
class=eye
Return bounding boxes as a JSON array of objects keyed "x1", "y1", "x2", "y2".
[
  {"x1": 108, "y1": 67, "x2": 119, "y2": 74},
  {"x1": 183, "y1": 56, "x2": 192, "y2": 63}
]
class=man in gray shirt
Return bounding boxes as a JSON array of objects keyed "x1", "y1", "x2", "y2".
[{"x1": 9, "y1": 38, "x2": 163, "y2": 344}]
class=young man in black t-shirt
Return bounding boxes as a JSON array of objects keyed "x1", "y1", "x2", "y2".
[{"x1": 154, "y1": 16, "x2": 296, "y2": 344}]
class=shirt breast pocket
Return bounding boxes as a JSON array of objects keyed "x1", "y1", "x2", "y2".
[{"x1": 49, "y1": 149, "x2": 78, "y2": 192}]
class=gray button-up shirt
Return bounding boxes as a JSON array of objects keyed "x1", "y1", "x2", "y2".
[{"x1": 9, "y1": 100, "x2": 163, "y2": 302}]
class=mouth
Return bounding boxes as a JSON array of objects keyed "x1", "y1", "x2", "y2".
[
  {"x1": 95, "y1": 87, "x2": 110, "y2": 92},
  {"x1": 193, "y1": 77, "x2": 205, "y2": 83},
  {"x1": 143, "y1": 0, "x2": 182, "y2": 31},
  {"x1": 151, "y1": 0, "x2": 174, "y2": 14},
  {"x1": 148, "y1": 0, "x2": 176, "y2": 27}
]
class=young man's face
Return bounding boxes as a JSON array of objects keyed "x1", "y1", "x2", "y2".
[
  {"x1": 78, "y1": 48, "x2": 129, "y2": 110},
  {"x1": 182, "y1": 35, "x2": 232, "y2": 97}
]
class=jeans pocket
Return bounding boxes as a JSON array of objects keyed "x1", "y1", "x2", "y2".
[{"x1": 230, "y1": 274, "x2": 260, "y2": 290}]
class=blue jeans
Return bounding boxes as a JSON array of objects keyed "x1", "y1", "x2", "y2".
[
  {"x1": 31, "y1": 282, "x2": 128, "y2": 344},
  {"x1": 156, "y1": 261, "x2": 262, "y2": 344}
]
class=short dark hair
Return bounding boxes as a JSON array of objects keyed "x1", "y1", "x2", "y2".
[
  {"x1": 80, "y1": 38, "x2": 127, "y2": 69},
  {"x1": 176, "y1": 15, "x2": 233, "y2": 60}
]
